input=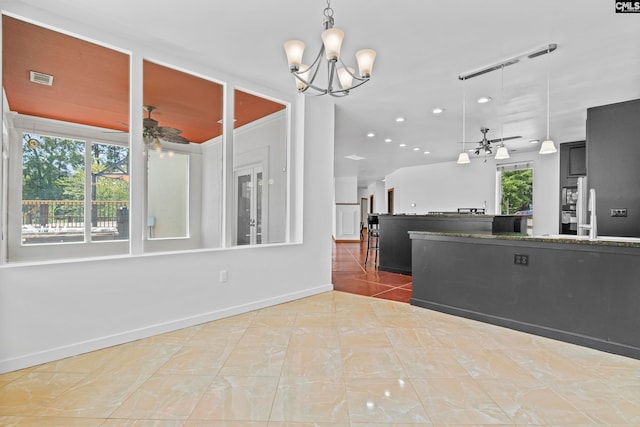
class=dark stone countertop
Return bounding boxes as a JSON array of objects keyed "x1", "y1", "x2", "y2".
[{"x1": 408, "y1": 231, "x2": 640, "y2": 248}]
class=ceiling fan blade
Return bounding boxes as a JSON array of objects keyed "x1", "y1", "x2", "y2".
[
  {"x1": 159, "y1": 133, "x2": 189, "y2": 144},
  {"x1": 488, "y1": 135, "x2": 521, "y2": 143}
]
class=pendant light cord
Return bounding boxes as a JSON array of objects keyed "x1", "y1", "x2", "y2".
[
  {"x1": 462, "y1": 78, "x2": 466, "y2": 149},
  {"x1": 500, "y1": 64, "x2": 504, "y2": 144},
  {"x1": 546, "y1": 48, "x2": 551, "y2": 140}
]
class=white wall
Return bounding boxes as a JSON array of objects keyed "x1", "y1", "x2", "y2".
[
  {"x1": 367, "y1": 180, "x2": 387, "y2": 214},
  {"x1": 334, "y1": 176, "x2": 358, "y2": 203},
  {"x1": 385, "y1": 151, "x2": 560, "y2": 235},
  {"x1": 333, "y1": 176, "x2": 360, "y2": 241},
  {"x1": 0, "y1": 3, "x2": 334, "y2": 373}
]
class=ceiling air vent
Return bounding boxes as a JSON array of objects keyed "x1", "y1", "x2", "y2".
[{"x1": 29, "y1": 71, "x2": 54, "y2": 86}]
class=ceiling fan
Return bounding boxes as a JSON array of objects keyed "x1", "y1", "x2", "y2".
[
  {"x1": 465, "y1": 127, "x2": 520, "y2": 156},
  {"x1": 143, "y1": 105, "x2": 189, "y2": 147}
]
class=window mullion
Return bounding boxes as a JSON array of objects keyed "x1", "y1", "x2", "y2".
[{"x1": 84, "y1": 141, "x2": 92, "y2": 242}]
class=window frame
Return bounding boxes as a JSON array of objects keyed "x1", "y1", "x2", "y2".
[{"x1": 6, "y1": 114, "x2": 130, "y2": 262}]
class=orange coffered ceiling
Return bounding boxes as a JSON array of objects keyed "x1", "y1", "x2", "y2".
[{"x1": 2, "y1": 15, "x2": 285, "y2": 144}]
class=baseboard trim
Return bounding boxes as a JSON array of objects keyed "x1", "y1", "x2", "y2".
[
  {"x1": 410, "y1": 297, "x2": 640, "y2": 360},
  {"x1": 0, "y1": 284, "x2": 334, "y2": 374}
]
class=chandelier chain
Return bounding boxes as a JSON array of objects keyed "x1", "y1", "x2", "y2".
[{"x1": 324, "y1": 0, "x2": 333, "y2": 18}]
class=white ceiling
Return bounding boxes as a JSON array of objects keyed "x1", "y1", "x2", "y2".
[{"x1": 13, "y1": 0, "x2": 640, "y2": 186}]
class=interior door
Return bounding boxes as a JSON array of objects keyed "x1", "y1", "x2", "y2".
[{"x1": 235, "y1": 165, "x2": 264, "y2": 245}]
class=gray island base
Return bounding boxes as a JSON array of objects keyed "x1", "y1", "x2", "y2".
[{"x1": 409, "y1": 231, "x2": 640, "y2": 360}]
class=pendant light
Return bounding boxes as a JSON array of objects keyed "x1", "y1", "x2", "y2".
[
  {"x1": 457, "y1": 78, "x2": 471, "y2": 164},
  {"x1": 539, "y1": 46, "x2": 557, "y2": 154},
  {"x1": 495, "y1": 65, "x2": 510, "y2": 160}
]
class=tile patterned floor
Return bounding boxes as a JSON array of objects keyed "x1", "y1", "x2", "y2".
[
  {"x1": 332, "y1": 238, "x2": 413, "y2": 303},
  {"x1": 1, "y1": 241, "x2": 640, "y2": 425}
]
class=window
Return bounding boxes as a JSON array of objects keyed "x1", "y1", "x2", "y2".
[
  {"x1": 497, "y1": 162, "x2": 533, "y2": 234},
  {"x1": 20, "y1": 133, "x2": 129, "y2": 245}
]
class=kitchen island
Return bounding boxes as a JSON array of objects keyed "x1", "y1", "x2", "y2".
[
  {"x1": 409, "y1": 231, "x2": 640, "y2": 359},
  {"x1": 378, "y1": 214, "x2": 526, "y2": 275}
]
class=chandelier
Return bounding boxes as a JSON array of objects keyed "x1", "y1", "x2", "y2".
[{"x1": 283, "y1": 0, "x2": 376, "y2": 97}]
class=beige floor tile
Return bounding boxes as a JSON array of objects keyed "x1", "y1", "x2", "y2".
[
  {"x1": 189, "y1": 376, "x2": 278, "y2": 421},
  {"x1": 0, "y1": 369, "x2": 32, "y2": 388},
  {"x1": 410, "y1": 377, "x2": 511, "y2": 425},
  {"x1": 98, "y1": 342, "x2": 183, "y2": 375},
  {"x1": 281, "y1": 348, "x2": 343, "y2": 378},
  {"x1": 186, "y1": 421, "x2": 267, "y2": 427},
  {"x1": 384, "y1": 328, "x2": 432, "y2": 349},
  {"x1": 289, "y1": 327, "x2": 341, "y2": 349},
  {"x1": 250, "y1": 311, "x2": 297, "y2": 327},
  {"x1": 30, "y1": 348, "x2": 116, "y2": 375},
  {"x1": 338, "y1": 326, "x2": 392, "y2": 347},
  {"x1": 0, "y1": 372, "x2": 87, "y2": 416},
  {"x1": 4, "y1": 291, "x2": 640, "y2": 425},
  {"x1": 0, "y1": 416, "x2": 106, "y2": 426},
  {"x1": 478, "y1": 379, "x2": 595, "y2": 425},
  {"x1": 218, "y1": 346, "x2": 286, "y2": 376},
  {"x1": 345, "y1": 377, "x2": 431, "y2": 423},
  {"x1": 342, "y1": 347, "x2": 405, "y2": 378},
  {"x1": 156, "y1": 346, "x2": 232, "y2": 376},
  {"x1": 452, "y1": 349, "x2": 540, "y2": 383},
  {"x1": 294, "y1": 312, "x2": 338, "y2": 328},
  {"x1": 505, "y1": 349, "x2": 597, "y2": 383},
  {"x1": 102, "y1": 420, "x2": 185, "y2": 426},
  {"x1": 186, "y1": 327, "x2": 246, "y2": 349},
  {"x1": 40, "y1": 372, "x2": 148, "y2": 418},
  {"x1": 270, "y1": 377, "x2": 349, "y2": 423},
  {"x1": 549, "y1": 378, "x2": 640, "y2": 425},
  {"x1": 235, "y1": 327, "x2": 292, "y2": 348},
  {"x1": 110, "y1": 375, "x2": 213, "y2": 420},
  {"x1": 267, "y1": 422, "x2": 348, "y2": 427},
  {"x1": 395, "y1": 348, "x2": 469, "y2": 379}
]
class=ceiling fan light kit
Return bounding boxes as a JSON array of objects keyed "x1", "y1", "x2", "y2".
[
  {"x1": 284, "y1": 0, "x2": 376, "y2": 97},
  {"x1": 142, "y1": 105, "x2": 189, "y2": 150}
]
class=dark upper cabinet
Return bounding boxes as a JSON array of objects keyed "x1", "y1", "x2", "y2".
[{"x1": 560, "y1": 141, "x2": 586, "y2": 188}]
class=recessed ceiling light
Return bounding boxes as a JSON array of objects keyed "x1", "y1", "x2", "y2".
[
  {"x1": 413, "y1": 147, "x2": 420, "y2": 151},
  {"x1": 529, "y1": 139, "x2": 540, "y2": 144},
  {"x1": 424, "y1": 151, "x2": 431, "y2": 154},
  {"x1": 476, "y1": 96, "x2": 492, "y2": 104},
  {"x1": 384, "y1": 138, "x2": 392, "y2": 143},
  {"x1": 367, "y1": 132, "x2": 375, "y2": 138},
  {"x1": 432, "y1": 107, "x2": 444, "y2": 114},
  {"x1": 399, "y1": 143, "x2": 407, "y2": 147},
  {"x1": 344, "y1": 154, "x2": 366, "y2": 161},
  {"x1": 395, "y1": 117, "x2": 406, "y2": 123}
]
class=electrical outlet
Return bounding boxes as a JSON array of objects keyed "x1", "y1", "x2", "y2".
[
  {"x1": 610, "y1": 208, "x2": 628, "y2": 217},
  {"x1": 219, "y1": 270, "x2": 228, "y2": 283},
  {"x1": 514, "y1": 254, "x2": 529, "y2": 266}
]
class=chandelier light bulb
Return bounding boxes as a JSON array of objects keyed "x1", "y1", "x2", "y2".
[
  {"x1": 356, "y1": 49, "x2": 376, "y2": 77},
  {"x1": 321, "y1": 28, "x2": 344, "y2": 61},
  {"x1": 283, "y1": 40, "x2": 305, "y2": 70},
  {"x1": 337, "y1": 67, "x2": 355, "y2": 90},
  {"x1": 295, "y1": 64, "x2": 311, "y2": 90}
]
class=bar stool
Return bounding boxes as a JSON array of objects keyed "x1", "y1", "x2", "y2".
[{"x1": 365, "y1": 214, "x2": 380, "y2": 267}]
